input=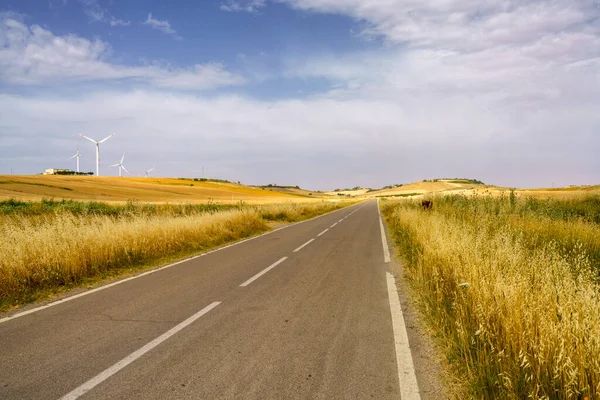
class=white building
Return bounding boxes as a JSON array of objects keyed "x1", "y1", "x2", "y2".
[{"x1": 43, "y1": 168, "x2": 69, "y2": 175}]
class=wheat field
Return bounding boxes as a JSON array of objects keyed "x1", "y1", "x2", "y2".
[
  {"x1": 0, "y1": 175, "x2": 320, "y2": 203},
  {"x1": 381, "y1": 194, "x2": 600, "y2": 399}
]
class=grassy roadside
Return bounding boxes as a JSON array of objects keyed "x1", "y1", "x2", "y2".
[
  {"x1": 0, "y1": 198, "x2": 238, "y2": 217},
  {"x1": 381, "y1": 195, "x2": 600, "y2": 399},
  {"x1": 0, "y1": 200, "x2": 353, "y2": 311}
]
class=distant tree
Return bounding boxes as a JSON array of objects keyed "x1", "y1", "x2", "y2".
[{"x1": 55, "y1": 170, "x2": 93, "y2": 176}]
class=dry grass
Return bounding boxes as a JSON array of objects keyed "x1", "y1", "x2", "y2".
[
  {"x1": 381, "y1": 195, "x2": 600, "y2": 399},
  {"x1": 365, "y1": 180, "x2": 484, "y2": 198},
  {"x1": 0, "y1": 175, "x2": 319, "y2": 203},
  {"x1": 517, "y1": 186, "x2": 600, "y2": 199},
  {"x1": 256, "y1": 201, "x2": 345, "y2": 222},
  {"x1": 365, "y1": 180, "x2": 600, "y2": 200},
  {"x1": 0, "y1": 200, "x2": 350, "y2": 310}
]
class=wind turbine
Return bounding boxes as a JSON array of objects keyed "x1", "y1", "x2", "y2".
[
  {"x1": 145, "y1": 167, "x2": 155, "y2": 178},
  {"x1": 110, "y1": 153, "x2": 129, "y2": 177},
  {"x1": 68, "y1": 147, "x2": 83, "y2": 173},
  {"x1": 77, "y1": 133, "x2": 116, "y2": 176}
]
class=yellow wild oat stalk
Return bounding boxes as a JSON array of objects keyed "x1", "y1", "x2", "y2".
[{"x1": 381, "y1": 195, "x2": 600, "y2": 399}]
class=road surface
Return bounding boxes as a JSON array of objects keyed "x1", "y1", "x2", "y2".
[{"x1": 0, "y1": 200, "x2": 419, "y2": 399}]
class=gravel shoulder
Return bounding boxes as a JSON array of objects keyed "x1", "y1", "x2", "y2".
[{"x1": 386, "y1": 224, "x2": 454, "y2": 399}]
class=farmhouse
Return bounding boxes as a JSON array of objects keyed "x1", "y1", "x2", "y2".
[{"x1": 43, "y1": 168, "x2": 69, "y2": 175}]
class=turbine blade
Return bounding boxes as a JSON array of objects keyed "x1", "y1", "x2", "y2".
[
  {"x1": 148, "y1": 167, "x2": 155, "y2": 172},
  {"x1": 78, "y1": 133, "x2": 97, "y2": 143},
  {"x1": 68, "y1": 154, "x2": 77, "y2": 160},
  {"x1": 110, "y1": 163, "x2": 119, "y2": 167},
  {"x1": 122, "y1": 165, "x2": 129, "y2": 173},
  {"x1": 120, "y1": 153, "x2": 125, "y2": 163},
  {"x1": 98, "y1": 132, "x2": 116, "y2": 143}
]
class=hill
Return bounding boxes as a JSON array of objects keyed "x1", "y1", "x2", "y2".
[
  {"x1": 366, "y1": 180, "x2": 600, "y2": 199},
  {"x1": 363, "y1": 179, "x2": 488, "y2": 198},
  {"x1": 0, "y1": 176, "x2": 315, "y2": 204},
  {"x1": 252, "y1": 185, "x2": 323, "y2": 198}
]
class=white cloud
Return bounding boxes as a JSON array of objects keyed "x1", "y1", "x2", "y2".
[
  {"x1": 0, "y1": 84, "x2": 598, "y2": 188},
  {"x1": 149, "y1": 63, "x2": 246, "y2": 90},
  {"x1": 1, "y1": 1, "x2": 599, "y2": 187},
  {"x1": 143, "y1": 13, "x2": 180, "y2": 39},
  {"x1": 280, "y1": 0, "x2": 600, "y2": 132},
  {"x1": 77, "y1": 0, "x2": 130, "y2": 26},
  {"x1": 270, "y1": 0, "x2": 600, "y2": 187},
  {"x1": 280, "y1": 0, "x2": 600, "y2": 87},
  {"x1": 281, "y1": 1, "x2": 600, "y2": 50},
  {"x1": 220, "y1": 0, "x2": 267, "y2": 13},
  {"x1": 108, "y1": 17, "x2": 131, "y2": 27},
  {"x1": 0, "y1": 17, "x2": 244, "y2": 89}
]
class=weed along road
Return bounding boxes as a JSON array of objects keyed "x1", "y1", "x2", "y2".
[{"x1": 0, "y1": 200, "x2": 419, "y2": 400}]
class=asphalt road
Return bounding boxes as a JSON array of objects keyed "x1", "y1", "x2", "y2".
[{"x1": 0, "y1": 200, "x2": 418, "y2": 399}]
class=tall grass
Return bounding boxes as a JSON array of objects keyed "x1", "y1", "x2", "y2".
[
  {"x1": 0, "y1": 198, "x2": 237, "y2": 217},
  {"x1": 381, "y1": 195, "x2": 600, "y2": 399},
  {"x1": 0, "y1": 198, "x2": 344, "y2": 220},
  {"x1": 256, "y1": 201, "x2": 345, "y2": 222},
  {"x1": 441, "y1": 192, "x2": 600, "y2": 225},
  {"x1": 0, "y1": 200, "x2": 349, "y2": 310},
  {"x1": 435, "y1": 194, "x2": 600, "y2": 274}
]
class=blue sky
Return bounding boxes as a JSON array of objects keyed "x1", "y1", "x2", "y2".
[
  {"x1": 1, "y1": 0, "x2": 368, "y2": 98},
  {"x1": 1, "y1": 0, "x2": 599, "y2": 188}
]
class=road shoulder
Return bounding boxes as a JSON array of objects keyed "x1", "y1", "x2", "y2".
[{"x1": 383, "y1": 220, "x2": 452, "y2": 399}]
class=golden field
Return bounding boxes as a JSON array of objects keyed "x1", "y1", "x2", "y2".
[
  {"x1": 0, "y1": 175, "x2": 323, "y2": 204},
  {"x1": 381, "y1": 193, "x2": 600, "y2": 399},
  {"x1": 361, "y1": 179, "x2": 600, "y2": 200},
  {"x1": 369, "y1": 180, "x2": 483, "y2": 197}
]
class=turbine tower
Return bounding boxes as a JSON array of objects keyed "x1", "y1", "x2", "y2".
[
  {"x1": 145, "y1": 167, "x2": 155, "y2": 178},
  {"x1": 110, "y1": 153, "x2": 128, "y2": 177},
  {"x1": 68, "y1": 147, "x2": 83, "y2": 173},
  {"x1": 77, "y1": 133, "x2": 116, "y2": 176}
]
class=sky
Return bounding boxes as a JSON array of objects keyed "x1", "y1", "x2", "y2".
[{"x1": 0, "y1": 0, "x2": 599, "y2": 189}]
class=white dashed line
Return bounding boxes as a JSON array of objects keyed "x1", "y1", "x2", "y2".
[
  {"x1": 317, "y1": 229, "x2": 329, "y2": 237},
  {"x1": 293, "y1": 239, "x2": 315, "y2": 253},
  {"x1": 59, "y1": 302, "x2": 221, "y2": 400},
  {"x1": 239, "y1": 257, "x2": 288, "y2": 287},
  {"x1": 330, "y1": 223, "x2": 338, "y2": 228}
]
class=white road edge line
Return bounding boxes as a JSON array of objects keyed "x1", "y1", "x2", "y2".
[
  {"x1": 377, "y1": 201, "x2": 391, "y2": 263},
  {"x1": 317, "y1": 229, "x2": 329, "y2": 237},
  {"x1": 0, "y1": 202, "x2": 366, "y2": 325},
  {"x1": 386, "y1": 272, "x2": 421, "y2": 400},
  {"x1": 293, "y1": 238, "x2": 315, "y2": 253},
  {"x1": 330, "y1": 223, "x2": 338, "y2": 228},
  {"x1": 239, "y1": 257, "x2": 288, "y2": 287},
  {"x1": 59, "y1": 301, "x2": 221, "y2": 400}
]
